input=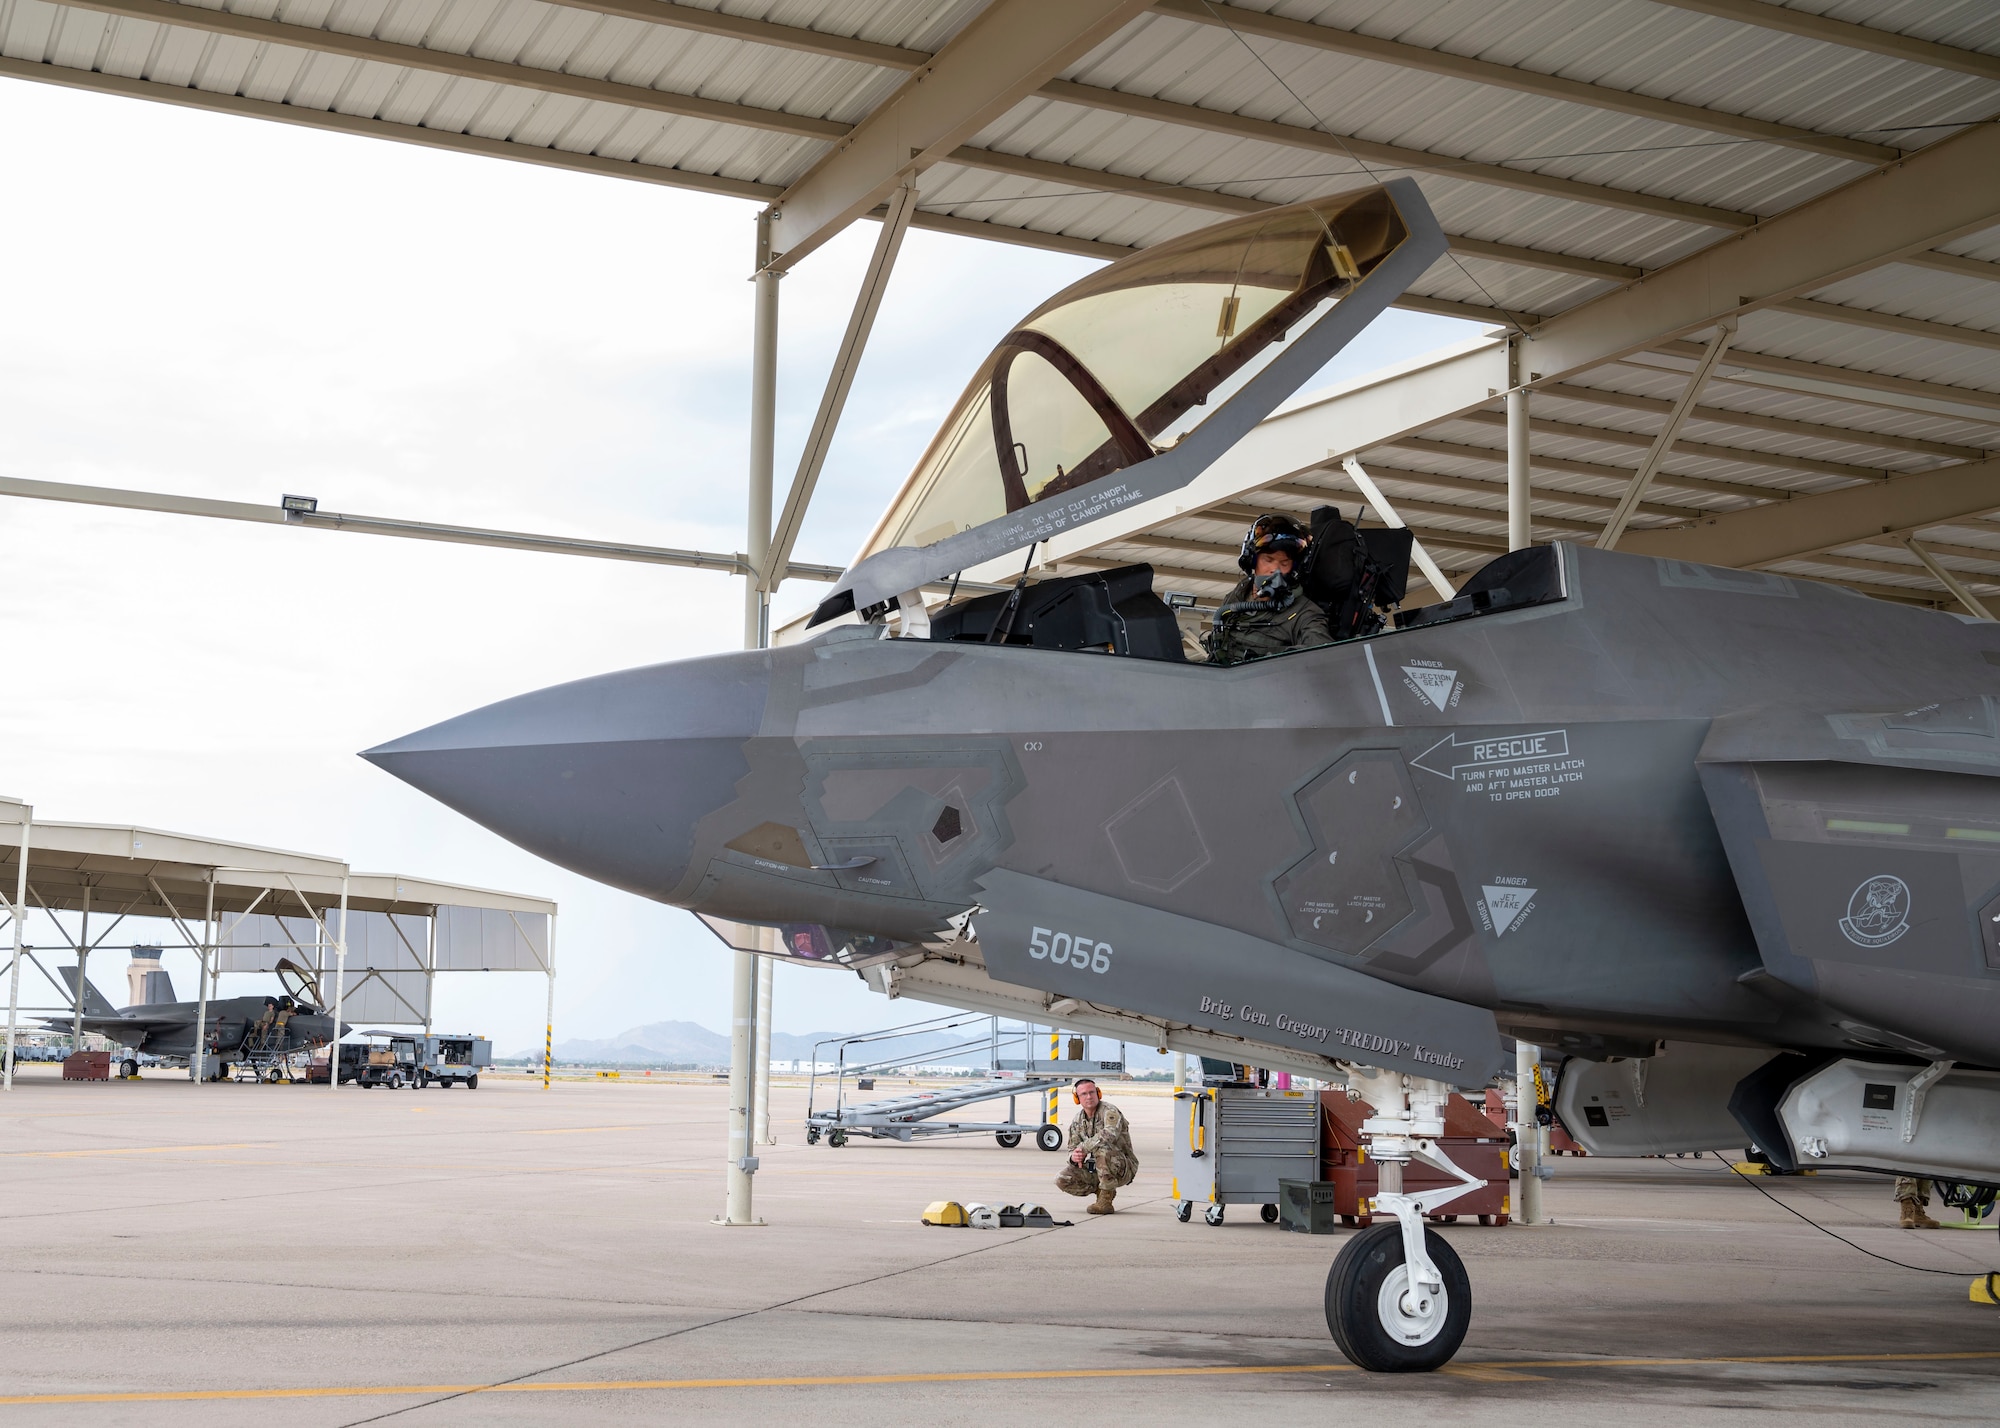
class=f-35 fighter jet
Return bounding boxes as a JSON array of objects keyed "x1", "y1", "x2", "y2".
[
  {"x1": 49, "y1": 959, "x2": 343, "y2": 1080},
  {"x1": 364, "y1": 185, "x2": 2000, "y2": 1372}
]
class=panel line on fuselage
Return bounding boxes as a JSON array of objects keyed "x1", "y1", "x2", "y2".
[{"x1": 1363, "y1": 643, "x2": 1394, "y2": 726}]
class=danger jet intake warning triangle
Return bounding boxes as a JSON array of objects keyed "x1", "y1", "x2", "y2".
[{"x1": 1482, "y1": 885, "x2": 1536, "y2": 936}]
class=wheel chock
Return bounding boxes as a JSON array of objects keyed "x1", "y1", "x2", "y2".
[
  {"x1": 921, "y1": 1200, "x2": 969, "y2": 1227},
  {"x1": 1972, "y1": 1273, "x2": 2000, "y2": 1306},
  {"x1": 964, "y1": 1202, "x2": 998, "y2": 1230}
]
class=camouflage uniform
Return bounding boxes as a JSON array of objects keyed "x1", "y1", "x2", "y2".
[
  {"x1": 1895, "y1": 1176, "x2": 1940, "y2": 1227},
  {"x1": 1203, "y1": 580, "x2": 1333, "y2": 666},
  {"x1": 1054, "y1": 1101, "x2": 1140, "y2": 1205}
]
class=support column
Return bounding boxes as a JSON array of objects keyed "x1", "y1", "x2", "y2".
[
  {"x1": 3, "y1": 802, "x2": 28, "y2": 1091},
  {"x1": 327, "y1": 879, "x2": 349, "y2": 1093},
  {"x1": 722, "y1": 211, "x2": 778, "y2": 1225},
  {"x1": 542, "y1": 913, "x2": 557, "y2": 1090},
  {"x1": 1505, "y1": 370, "x2": 1531, "y2": 553},
  {"x1": 1514, "y1": 1038, "x2": 1543, "y2": 1226},
  {"x1": 72, "y1": 887, "x2": 88, "y2": 1051},
  {"x1": 753, "y1": 954, "x2": 774, "y2": 1145},
  {"x1": 721, "y1": 940, "x2": 763, "y2": 1224},
  {"x1": 191, "y1": 873, "x2": 214, "y2": 1083},
  {"x1": 743, "y1": 211, "x2": 780, "y2": 652}
]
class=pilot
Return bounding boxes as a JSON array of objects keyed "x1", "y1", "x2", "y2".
[
  {"x1": 1203, "y1": 514, "x2": 1333, "y2": 666},
  {"x1": 1053, "y1": 1078, "x2": 1138, "y2": 1214}
]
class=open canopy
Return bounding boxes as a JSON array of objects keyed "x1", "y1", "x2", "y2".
[
  {"x1": 864, "y1": 189, "x2": 1411, "y2": 561},
  {"x1": 817, "y1": 183, "x2": 1442, "y2": 622}
]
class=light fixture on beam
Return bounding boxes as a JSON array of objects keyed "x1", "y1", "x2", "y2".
[{"x1": 280, "y1": 494, "x2": 319, "y2": 520}]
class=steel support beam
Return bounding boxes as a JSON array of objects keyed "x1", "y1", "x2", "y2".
[
  {"x1": 1152, "y1": 0, "x2": 1896, "y2": 165},
  {"x1": 0, "y1": 55, "x2": 787, "y2": 204},
  {"x1": 1037, "y1": 79, "x2": 1755, "y2": 232},
  {"x1": 1902, "y1": 537, "x2": 1997, "y2": 621},
  {"x1": 765, "y1": 0, "x2": 1152, "y2": 270},
  {"x1": 768, "y1": 183, "x2": 916, "y2": 591},
  {"x1": 1619, "y1": 456, "x2": 2000, "y2": 567},
  {"x1": 556, "y1": 0, "x2": 929, "y2": 70},
  {"x1": 1343, "y1": 458, "x2": 1456, "y2": 597},
  {"x1": 1770, "y1": 297, "x2": 2000, "y2": 355},
  {"x1": 1507, "y1": 353, "x2": 1531, "y2": 552},
  {"x1": 1537, "y1": 383, "x2": 1992, "y2": 463},
  {"x1": 0, "y1": 474, "x2": 837, "y2": 579},
  {"x1": 1516, "y1": 121, "x2": 2000, "y2": 385},
  {"x1": 1455, "y1": 408, "x2": 1893, "y2": 484},
  {"x1": 1641, "y1": 344, "x2": 2000, "y2": 421},
  {"x1": 1599, "y1": 319, "x2": 1736, "y2": 549},
  {"x1": 58, "y1": 0, "x2": 847, "y2": 139},
  {"x1": 1650, "y1": 0, "x2": 2000, "y2": 84}
]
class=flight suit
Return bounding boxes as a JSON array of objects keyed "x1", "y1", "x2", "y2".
[
  {"x1": 1204, "y1": 581, "x2": 1334, "y2": 666},
  {"x1": 1055, "y1": 1101, "x2": 1139, "y2": 1212}
]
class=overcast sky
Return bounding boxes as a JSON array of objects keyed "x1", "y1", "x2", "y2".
[{"x1": 0, "y1": 78, "x2": 1476, "y2": 1052}]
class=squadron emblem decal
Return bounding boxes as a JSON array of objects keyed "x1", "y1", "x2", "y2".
[{"x1": 1839, "y1": 874, "x2": 1911, "y2": 948}]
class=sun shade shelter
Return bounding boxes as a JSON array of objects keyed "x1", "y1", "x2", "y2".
[
  {"x1": 0, "y1": 0, "x2": 1996, "y2": 1218},
  {"x1": 0, "y1": 796, "x2": 556, "y2": 1089}
]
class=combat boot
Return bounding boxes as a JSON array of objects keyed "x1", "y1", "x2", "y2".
[
  {"x1": 1088, "y1": 1188, "x2": 1117, "y2": 1215},
  {"x1": 1900, "y1": 1200, "x2": 1941, "y2": 1229}
]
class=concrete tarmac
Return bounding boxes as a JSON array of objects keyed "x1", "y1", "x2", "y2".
[{"x1": 1, "y1": 1065, "x2": 1995, "y2": 1425}]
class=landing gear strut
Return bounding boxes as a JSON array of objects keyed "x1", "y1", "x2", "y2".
[{"x1": 1326, "y1": 1073, "x2": 1483, "y2": 1372}]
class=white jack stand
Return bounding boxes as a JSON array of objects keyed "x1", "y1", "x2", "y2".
[{"x1": 1325, "y1": 1072, "x2": 1482, "y2": 1372}]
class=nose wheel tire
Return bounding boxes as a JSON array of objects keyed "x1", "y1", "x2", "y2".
[
  {"x1": 1325, "y1": 1223, "x2": 1471, "y2": 1373},
  {"x1": 1035, "y1": 1124, "x2": 1064, "y2": 1152},
  {"x1": 121, "y1": 1059, "x2": 138, "y2": 1079}
]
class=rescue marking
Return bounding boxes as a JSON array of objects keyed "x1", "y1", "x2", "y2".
[
  {"x1": 1412, "y1": 729, "x2": 1586, "y2": 803},
  {"x1": 10, "y1": 1351, "x2": 1999, "y2": 1403}
]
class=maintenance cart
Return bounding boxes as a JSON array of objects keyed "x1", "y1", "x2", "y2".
[{"x1": 1172, "y1": 1061, "x2": 1321, "y2": 1226}]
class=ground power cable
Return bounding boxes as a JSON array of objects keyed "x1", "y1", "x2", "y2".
[
  {"x1": 1663, "y1": 1153, "x2": 1997, "y2": 1278},
  {"x1": 333, "y1": 1205, "x2": 1122, "y2": 1426}
]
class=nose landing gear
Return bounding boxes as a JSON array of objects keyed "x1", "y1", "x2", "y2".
[{"x1": 1325, "y1": 1072, "x2": 1484, "y2": 1373}]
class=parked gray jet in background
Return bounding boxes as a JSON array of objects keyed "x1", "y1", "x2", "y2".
[
  {"x1": 363, "y1": 185, "x2": 2000, "y2": 1372},
  {"x1": 49, "y1": 960, "x2": 343, "y2": 1080}
]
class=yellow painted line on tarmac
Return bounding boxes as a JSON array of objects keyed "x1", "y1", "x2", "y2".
[{"x1": 7, "y1": 1349, "x2": 2000, "y2": 1405}]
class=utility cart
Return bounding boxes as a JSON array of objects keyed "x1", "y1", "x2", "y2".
[{"x1": 1172, "y1": 1061, "x2": 1321, "y2": 1226}]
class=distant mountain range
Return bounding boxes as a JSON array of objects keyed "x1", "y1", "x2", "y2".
[{"x1": 508, "y1": 1018, "x2": 1168, "y2": 1070}]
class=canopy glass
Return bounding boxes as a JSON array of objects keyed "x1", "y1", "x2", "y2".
[{"x1": 860, "y1": 189, "x2": 1409, "y2": 561}]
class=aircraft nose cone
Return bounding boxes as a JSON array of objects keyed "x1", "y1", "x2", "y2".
[{"x1": 362, "y1": 652, "x2": 768, "y2": 900}]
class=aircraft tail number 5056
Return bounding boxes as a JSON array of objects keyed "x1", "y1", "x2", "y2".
[{"x1": 1029, "y1": 926, "x2": 1114, "y2": 973}]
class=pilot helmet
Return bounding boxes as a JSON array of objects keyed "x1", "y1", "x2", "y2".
[{"x1": 1238, "y1": 512, "x2": 1309, "y2": 577}]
